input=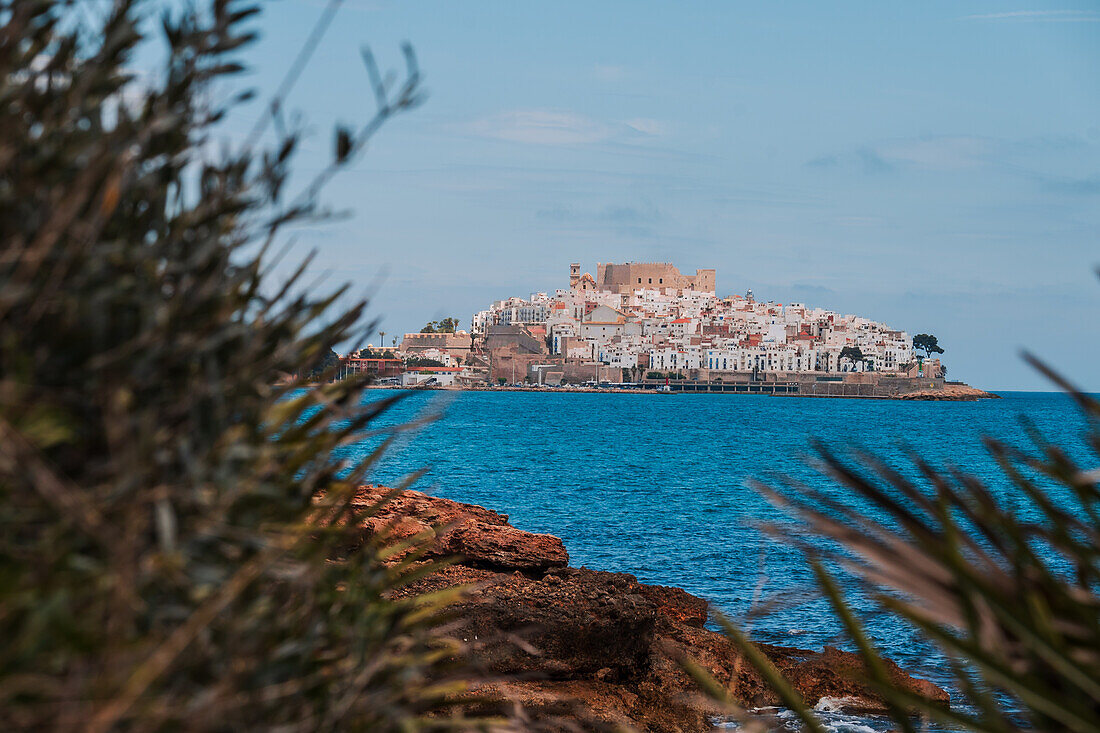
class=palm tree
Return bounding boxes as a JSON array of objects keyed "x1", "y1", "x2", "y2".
[{"x1": 378, "y1": 331, "x2": 386, "y2": 354}]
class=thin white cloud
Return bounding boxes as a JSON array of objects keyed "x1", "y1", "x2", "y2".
[
  {"x1": 463, "y1": 110, "x2": 670, "y2": 146},
  {"x1": 465, "y1": 109, "x2": 614, "y2": 145},
  {"x1": 961, "y1": 9, "x2": 1100, "y2": 21},
  {"x1": 834, "y1": 216, "x2": 883, "y2": 227},
  {"x1": 875, "y1": 135, "x2": 992, "y2": 170},
  {"x1": 593, "y1": 64, "x2": 627, "y2": 82},
  {"x1": 806, "y1": 135, "x2": 996, "y2": 174},
  {"x1": 625, "y1": 118, "x2": 669, "y2": 136}
]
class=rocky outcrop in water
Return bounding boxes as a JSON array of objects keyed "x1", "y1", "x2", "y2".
[
  {"x1": 899, "y1": 384, "x2": 999, "y2": 400},
  {"x1": 354, "y1": 485, "x2": 948, "y2": 731}
]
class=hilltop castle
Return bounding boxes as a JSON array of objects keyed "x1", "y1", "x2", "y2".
[
  {"x1": 469, "y1": 260, "x2": 925, "y2": 383},
  {"x1": 569, "y1": 262, "x2": 716, "y2": 295}
]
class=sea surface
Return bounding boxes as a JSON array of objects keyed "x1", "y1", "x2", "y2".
[{"x1": 338, "y1": 390, "x2": 1095, "y2": 729}]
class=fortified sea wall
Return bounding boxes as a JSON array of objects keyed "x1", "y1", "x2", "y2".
[{"x1": 638, "y1": 372, "x2": 946, "y2": 397}]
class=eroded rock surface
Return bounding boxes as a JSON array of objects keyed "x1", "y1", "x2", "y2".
[
  {"x1": 353, "y1": 485, "x2": 568, "y2": 572},
  {"x1": 354, "y1": 486, "x2": 948, "y2": 731}
]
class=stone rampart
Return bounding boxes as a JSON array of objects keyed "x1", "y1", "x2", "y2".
[{"x1": 596, "y1": 262, "x2": 715, "y2": 294}]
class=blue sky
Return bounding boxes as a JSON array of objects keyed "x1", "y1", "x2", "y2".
[{"x1": 220, "y1": 1, "x2": 1098, "y2": 391}]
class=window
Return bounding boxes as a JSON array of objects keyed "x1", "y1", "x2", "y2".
[
  {"x1": 648, "y1": 278, "x2": 652, "y2": 284},
  {"x1": 638, "y1": 278, "x2": 642, "y2": 283},
  {"x1": 659, "y1": 278, "x2": 663, "y2": 284}
]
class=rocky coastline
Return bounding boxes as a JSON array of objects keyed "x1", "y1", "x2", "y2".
[
  {"x1": 355, "y1": 486, "x2": 948, "y2": 731},
  {"x1": 898, "y1": 384, "x2": 1000, "y2": 400}
]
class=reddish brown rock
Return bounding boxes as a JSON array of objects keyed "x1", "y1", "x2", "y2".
[
  {"x1": 358, "y1": 486, "x2": 949, "y2": 731},
  {"x1": 763, "y1": 645, "x2": 950, "y2": 713},
  {"x1": 350, "y1": 485, "x2": 568, "y2": 572}
]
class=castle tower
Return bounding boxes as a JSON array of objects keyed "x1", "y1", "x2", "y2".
[{"x1": 569, "y1": 262, "x2": 580, "y2": 288}]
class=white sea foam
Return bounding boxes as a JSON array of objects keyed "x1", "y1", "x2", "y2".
[
  {"x1": 813, "y1": 696, "x2": 865, "y2": 713},
  {"x1": 717, "y1": 703, "x2": 890, "y2": 732}
]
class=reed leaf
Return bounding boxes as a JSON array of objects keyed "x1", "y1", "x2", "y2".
[
  {"x1": 713, "y1": 354, "x2": 1100, "y2": 731},
  {"x1": 0, "y1": 1, "x2": 495, "y2": 730}
]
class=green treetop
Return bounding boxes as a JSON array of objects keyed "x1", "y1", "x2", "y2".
[{"x1": 913, "y1": 333, "x2": 944, "y2": 358}]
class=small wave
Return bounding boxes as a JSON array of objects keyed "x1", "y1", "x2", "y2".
[
  {"x1": 717, "y1": 703, "x2": 889, "y2": 732},
  {"x1": 813, "y1": 696, "x2": 865, "y2": 713}
]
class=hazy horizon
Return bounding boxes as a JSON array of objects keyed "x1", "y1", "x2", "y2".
[{"x1": 222, "y1": 1, "x2": 1098, "y2": 392}]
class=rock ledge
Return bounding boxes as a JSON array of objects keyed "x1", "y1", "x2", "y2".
[{"x1": 354, "y1": 485, "x2": 948, "y2": 731}]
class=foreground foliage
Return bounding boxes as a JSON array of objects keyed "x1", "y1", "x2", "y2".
[
  {"x1": 0, "y1": 1, "x2": 479, "y2": 730},
  {"x1": 714, "y1": 359, "x2": 1100, "y2": 732}
]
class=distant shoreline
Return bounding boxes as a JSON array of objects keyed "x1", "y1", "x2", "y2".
[{"x1": 363, "y1": 382, "x2": 1000, "y2": 401}]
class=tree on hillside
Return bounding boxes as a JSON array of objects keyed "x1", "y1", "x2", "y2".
[
  {"x1": 308, "y1": 346, "x2": 341, "y2": 378},
  {"x1": 913, "y1": 333, "x2": 944, "y2": 358},
  {"x1": 419, "y1": 317, "x2": 459, "y2": 334},
  {"x1": 839, "y1": 345, "x2": 864, "y2": 370},
  {"x1": 0, "y1": 2, "x2": 482, "y2": 729}
]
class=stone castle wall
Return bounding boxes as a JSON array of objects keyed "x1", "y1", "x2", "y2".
[
  {"x1": 596, "y1": 263, "x2": 716, "y2": 294},
  {"x1": 400, "y1": 331, "x2": 471, "y2": 356},
  {"x1": 691, "y1": 268, "x2": 716, "y2": 292}
]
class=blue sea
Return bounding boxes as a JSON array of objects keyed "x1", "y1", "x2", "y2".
[{"x1": 341, "y1": 390, "x2": 1094, "y2": 728}]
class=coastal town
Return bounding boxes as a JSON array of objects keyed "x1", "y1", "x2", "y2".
[{"x1": 340, "y1": 261, "x2": 987, "y2": 399}]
